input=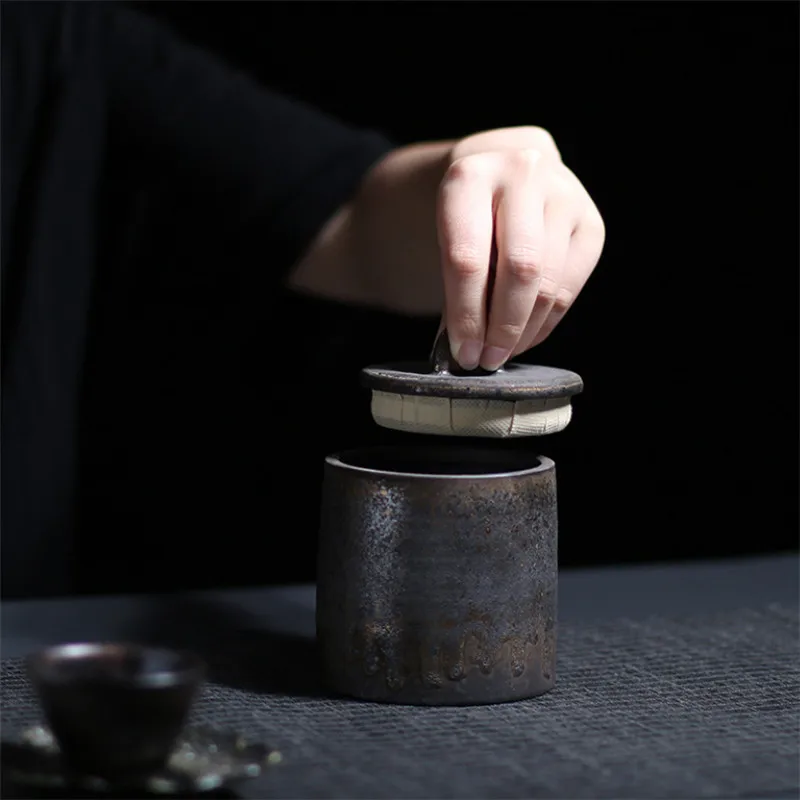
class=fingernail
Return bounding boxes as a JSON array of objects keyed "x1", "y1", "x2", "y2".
[
  {"x1": 480, "y1": 346, "x2": 510, "y2": 372},
  {"x1": 456, "y1": 340, "x2": 483, "y2": 371}
]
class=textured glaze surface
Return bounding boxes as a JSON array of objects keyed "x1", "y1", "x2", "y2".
[{"x1": 316, "y1": 447, "x2": 558, "y2": 705}]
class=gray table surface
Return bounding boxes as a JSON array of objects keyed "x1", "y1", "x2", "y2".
[{"x1": 2, "y1": 553, "x2": 798, "y2": 800}]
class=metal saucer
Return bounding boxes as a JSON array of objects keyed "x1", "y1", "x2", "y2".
[{"x1": 3, "y1": 724, "x2": 282, "y2": 797}]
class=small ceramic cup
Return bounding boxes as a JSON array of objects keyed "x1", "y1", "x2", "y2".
[{"x1": 27, "y1": 642, "x2": 205, "y2": 783}]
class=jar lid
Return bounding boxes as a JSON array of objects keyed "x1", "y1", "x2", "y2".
[
  {"x1": 361, "y1": 361, "x2": 583, "y2": 401},
  {"x1": 361, "y1": 330, "x2": 583, "y2": 438}
]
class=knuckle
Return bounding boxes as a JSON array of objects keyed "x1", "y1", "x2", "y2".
[
  {"x1": 444, "y1": 154, "x2": 492, "y2": 185},
  {"x1": 493, "y1": 321, "x2": 527, "y2": 342},
  {"x1": 536, "y1": 277, "x2": 561, "y2": 304},
  {"x1": 529, "y1": 126, "x2": 559, "y2": 155},
  {"x1": 486, "y1": 322, "x2": 525, "y2": 348},
  {"x1": 507, "y1": 148, "x2": 543, "y2": 175},
  {"x1": 505, "y1": 248, "x2": 544, "y2": 284},
  {"x1": 536, "y1": 279, "x2": 574, "y2": 315},
  {"x1": 446, "y1": 245, "x2": 486, "y2": 277},
  {"x1": 551, "y1": 287, "x2": 575, "y2": 315}
]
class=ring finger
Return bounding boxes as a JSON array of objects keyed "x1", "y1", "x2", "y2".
[{"x1": 511, "y1": 199, "x2": 576, "y2": 355}]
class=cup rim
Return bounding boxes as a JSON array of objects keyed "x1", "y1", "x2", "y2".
[{"x1": 26, "y1": 642, "x2": 206, "y2": 690}]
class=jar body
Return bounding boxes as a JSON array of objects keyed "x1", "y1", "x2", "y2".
[{"x1": 316, "y1": 446, "x2": 558, "y2": 706}]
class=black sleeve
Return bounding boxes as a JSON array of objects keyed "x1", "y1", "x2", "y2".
[
  {"x1": 99, "y1": 4, "x2": 394, "y2": 274},
  {"x1": 0, "y1": 3, "x2": 394, "y2": 600}
]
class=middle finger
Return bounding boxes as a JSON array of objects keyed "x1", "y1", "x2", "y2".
[{"x1": 480, "y1": 178, "x2": 546, "y2": 371}]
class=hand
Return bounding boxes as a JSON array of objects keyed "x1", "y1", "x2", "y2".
[
  {"x1": 438, "y1": 126, "x2": 605, "y2": 371},
  {"x1": 288, "y1": 126, "x2": 604, "y2": 366}
]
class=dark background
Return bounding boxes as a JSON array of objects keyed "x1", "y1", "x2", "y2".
[{"x1": 78, "y1": 1, "x2": 798, "y2": 594}]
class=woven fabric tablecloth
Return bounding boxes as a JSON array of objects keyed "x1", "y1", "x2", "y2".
[{"x1": 2, "y1": 603, "x2": 798, "y2": 799}]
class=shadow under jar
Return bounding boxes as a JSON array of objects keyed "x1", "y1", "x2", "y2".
[{"x1": 316, "y1": 446, "x2": 558, "y2": 706}]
